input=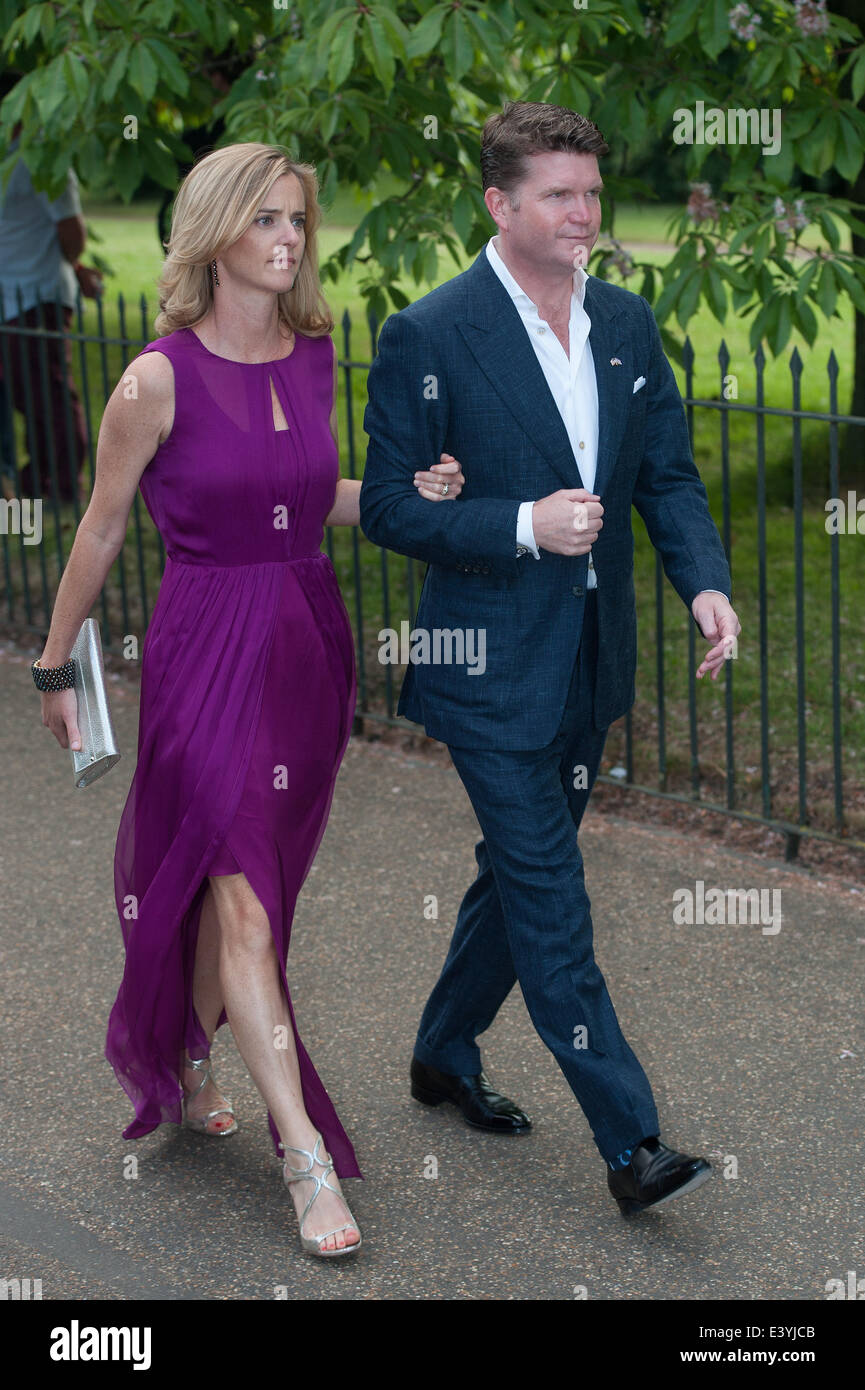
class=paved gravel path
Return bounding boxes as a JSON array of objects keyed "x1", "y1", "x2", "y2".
[{"x1": 2, "y1": 641, "x2": 863, "y2": 1301}]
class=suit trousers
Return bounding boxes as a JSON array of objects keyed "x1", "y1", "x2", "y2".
[
  {"x1": 414, "y1": 590, "x2": 660, "y2": 1162},
  {"x1": 0, "y1": 302, "x2": 88, "y2": 502}
]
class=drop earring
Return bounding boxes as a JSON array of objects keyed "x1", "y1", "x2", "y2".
[{"x1": 210, "y1": 259, "x2": 219, "y2": 287}]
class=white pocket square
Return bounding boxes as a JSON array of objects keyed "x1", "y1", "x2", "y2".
[{"x1": 633, "y1": 376, "x2": 646, "y2": 394}]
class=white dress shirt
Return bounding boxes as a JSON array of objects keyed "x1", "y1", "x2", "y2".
[
  {"x1": 485, "y1": 234, "x2": 598, "y2": 587},
  {"x1": 484, "y1": 235, "x2": 727, "y2": 606}
]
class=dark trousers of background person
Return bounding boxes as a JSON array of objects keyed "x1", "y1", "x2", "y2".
[
  {"x1": 414, "y1": 589, "x2": 661, "y2": 1164},
  {"x1": 0, "y1": 378, "x2": 14, "y2": 494},
  {"x1": 0, "y1": 302, "x2": 88, "y2": 502}
]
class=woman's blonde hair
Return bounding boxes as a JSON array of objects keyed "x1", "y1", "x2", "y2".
[{"x1": 153, "y1": 142, "x2": 334, "y2": 338}]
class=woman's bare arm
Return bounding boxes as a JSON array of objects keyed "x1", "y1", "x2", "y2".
[{"x1": 38, "y1": 353, "x2": 174, "y2": 751}]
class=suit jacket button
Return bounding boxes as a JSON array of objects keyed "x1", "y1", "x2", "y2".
[{"x1": 573, "y1": 585, "x2": 584, "y2": 596}]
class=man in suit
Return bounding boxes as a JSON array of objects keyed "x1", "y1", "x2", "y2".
[{"x1": 359, "y1": 102, "x2": 740, "y2": 1215}]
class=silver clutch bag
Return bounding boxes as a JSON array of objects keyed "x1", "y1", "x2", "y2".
[{"x1": 69, "y1": 617, "x2": 121, "y2": 788}]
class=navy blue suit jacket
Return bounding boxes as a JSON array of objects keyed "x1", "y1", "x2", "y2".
[{"x1": 359, "y1": 248, "x2": 732, "y2": 750}]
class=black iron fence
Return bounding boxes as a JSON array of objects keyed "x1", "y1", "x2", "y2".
[{"x1": 2, "y1": 292, "x2": 863, "y2": 860}]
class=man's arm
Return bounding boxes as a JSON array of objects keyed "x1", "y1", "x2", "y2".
[
  {"x1": 631, "y1": 297, "x2": 740, "y2": 677},
  {"x1": 359, "y1": 310, "x2": 522, "y2": 577},
  {"x1": 631, "y1": 295, "x2": 732, "y2": 609},
  {"x1": 55, "y1": 214, "x2": 86, "y2": 266}
]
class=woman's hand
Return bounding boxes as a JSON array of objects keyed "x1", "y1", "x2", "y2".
[
  {"x1": 413, "y1": 453, "x2": 465, "y2": 501},
  {"x1": 41, "y1": 687, "x2": 82, "y2": 751}
]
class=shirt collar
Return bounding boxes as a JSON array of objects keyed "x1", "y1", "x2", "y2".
[{"x1": 486, "y1": 234, "x2": 588, "y2": 311}]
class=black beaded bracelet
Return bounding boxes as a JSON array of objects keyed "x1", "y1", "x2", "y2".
[{"x1": 32, "y1": 657, "x2": 76, "y2": 692}]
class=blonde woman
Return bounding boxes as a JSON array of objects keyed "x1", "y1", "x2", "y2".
[{"x1": 34, "y1": 143, "x2": 464, "y2": 1258}]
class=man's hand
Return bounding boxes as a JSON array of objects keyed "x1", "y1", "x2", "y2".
[
  {"x1": 531, "y1": 489, "x2": 603, "y2": 555},
  {"x1": 75, "y1": 264, "x2": 103, "y2": 298},
  {"x1": 692, "y1": 592, "x2": 741, "y2": 681}
]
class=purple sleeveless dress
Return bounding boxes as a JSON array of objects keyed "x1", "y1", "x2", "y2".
[{"x1": 105, "y1": 325, "x2": 361, "y2": 1179}]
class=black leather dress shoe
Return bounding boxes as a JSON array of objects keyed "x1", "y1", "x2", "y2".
[
  {"x1": 410, "y1": 1057, "x2": 532, "y2": 1133},
  {"x1": 608, "y1": 1136, "x2": 712, "y2": 1216}
]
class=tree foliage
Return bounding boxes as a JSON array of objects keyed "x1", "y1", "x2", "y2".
[{"x1": 2, "y1": 0, "x2": 864, "y2": 361}]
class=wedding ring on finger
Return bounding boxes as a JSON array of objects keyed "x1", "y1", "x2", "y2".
[{"x1": 441, "y1": 482, "x2": 449, "y2": 495}]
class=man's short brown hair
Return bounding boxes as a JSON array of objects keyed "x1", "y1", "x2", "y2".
[{"x1": 480, "y1": 101, "x2": 609, "y2": 208}]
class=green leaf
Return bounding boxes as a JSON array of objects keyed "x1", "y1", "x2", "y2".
[
  {"x1": 705, "y1": 266, "x2": 727, "y2": 323},
  {"x1": 770, "y1": 295, "x2": 792, "y2": 356},
  {"x1": 452, "y1": 185, "x2": 474, "y2": 247},
  {"x1": 63, "y1": 53, "x2": 89, "y2": 108},
  {"x1": 698, "y1": 0, "x2": 730, "y2": 61},
  {"x1": 664, "y1": 0, "x2": 699, "y2": 47},
  {"x1": 659, "y1": 326, "x2": 684, "y2": 366},
  {"x1": 731, "y1": 283, "x2": 753, "y2": 313},
  {"x1": 422, "y1": 238, "x2": 438, "y2": 283},
  {"x1": 21, "y1": 2, "x2": 46, "y2": 47},
  {"x1": 802, "y1": 112, "x2": 837, "y2": 178},
  {"x1": 726, "y1": 223, "x2": 756, "y2": 257},
  {"x1": 180, "y1": 0, "x2": 218, "y2": 47},
  {"x1": 818, "y1": 210, "x2": 840, "y2": 253},
  {"x1": 405, "y1": 3, "x2": 447, "y2": 60},
  {"x1": 112, "y1": 141, "x2": 143, "y2": 202},
  {"x1": 851, "y1": 49, "x2": 865, "y2": 105},
  {"x1": 139, "y1": 137, "x2": 177, "y2": 192},
  {"x1": 342, "y1": 96, "x2": 370, "y2": 144},
  {"x1": 443, "y1": 10, "x2": 473, "y2": 82},
  {"x1": 718, "y1": 263, "x2": 749, "y2": 292},
  {"x1": 127, "y1": 42, "x2": 159, "y2": 102},
  {"x1": 39, "y1": 1, "x2": 55, "y2": 41},
  {"x1": 388, "y1": 284, "x2": 410, "y2": 310},
  {"x1": 33, "y1": 57, "x2": 69, "y2": 124},
  {"x1": 782, "y1": 44, "x2": 803, "y2": 89},
  {"x1": 749, "y1": 298, "x2": 777, "y2": 354},
  {"x1": 749, "y1": 45, "x2": 783, "y2": 88},
  {"x1": 329, "y1": 12, "x2": 360, "y2": 89},
  {"x1": 104, "y1": 42, "x2": 132, "y2": 103},
  {"x1": 318, "y1": 158, "x2": 338, "y2": 210},
  {"x1": 831, "y1": 260, "x2": 865, "y2": 315},
  {"x1": 652, "y1": 273, "x2": 683, "y2": 325},
  {"x1": 794, "y1": 257, "x2": 819, "y2": 302},
  {"x1": 362, "y1": 13, "x2": 396, "y2": 95},
  {"x1": 640, "y1": 265, "x2": 657, "y2": 301},
  {"x1": 318, "y1": 99, "x2": 340, "y2": 144},
  {"x1": 316, "y1": 6, "x2": 356, "y2": 67},
  {"x1": 366, "y1": 286, "x2": 389, "y2": 326},
  {"x1": 146, "y1": 38, "x2": 191, "y2": 99},
  {"x1": 794, "y1": 297, "x2": 817, "y2": 346},
  {"x1": 675, "y1": 267, "x2": 702, "y2": 330},
  {"x1": 376, "y1": 5, "x2": 411, "y2": 58},
  {"x1": 77, "y1": 132, "x2": 107, "y2": 186},
  {"x1": 835, "y1": 112, "x2": 863, "y2": 183},
  {"x1": 751, "y1": 226, "x2": 771, "y2": 270},
  {"x1": 463, "y1": 5, "x2": 506, "y2": 66}
]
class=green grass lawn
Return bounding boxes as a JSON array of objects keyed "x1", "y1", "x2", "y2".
[{"x1": 4, "y1": 194, "x2": 863, "y2": 841}]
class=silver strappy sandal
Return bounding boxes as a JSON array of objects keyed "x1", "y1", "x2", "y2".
[
  {"x1": 181, "y1": 1054, "x2": 238, "y2": 1137},
  {"x1": 282, "y1": 1132, "x2": 362, "y2": 1258}
]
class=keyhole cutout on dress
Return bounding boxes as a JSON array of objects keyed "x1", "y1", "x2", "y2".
[{"x1": 270, "y1": 375, "x2": 290, "y2": 432}]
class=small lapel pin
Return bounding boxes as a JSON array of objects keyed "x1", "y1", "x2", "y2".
[{"x1": 610, "y1": 357, "x2": 622, "y2": 366}]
